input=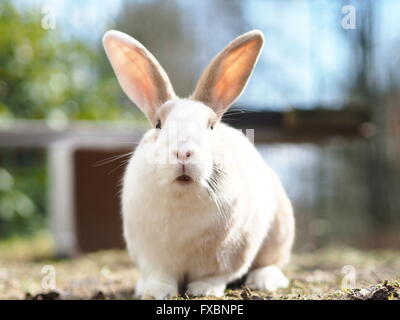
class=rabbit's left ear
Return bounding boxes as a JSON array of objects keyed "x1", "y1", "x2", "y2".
[
  {"x1": 192, "y1": 30, "x2": 264, "y2": 117},
  {"x1": 103, "y1": 30, "x2": 176, "y2": 124}
]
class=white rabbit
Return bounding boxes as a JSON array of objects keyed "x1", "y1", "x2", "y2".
[{"x1": 103, "y1": 30, "x2": 295, "y2": 299}]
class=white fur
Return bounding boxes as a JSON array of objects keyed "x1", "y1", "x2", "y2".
[
  {"x1": 104, "y1": 30, "x2": 294, "y2": 299},
  {"x1": 246, "y1": 265, "x2": 289, "y2": 291},
  {"x1": 122, "y1": 109, "x2": 283, "y2": 298}
]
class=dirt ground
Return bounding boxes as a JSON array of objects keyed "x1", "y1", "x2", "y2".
[{"x1": 0, "y1": 233, "x2": 399, "y2": 300}]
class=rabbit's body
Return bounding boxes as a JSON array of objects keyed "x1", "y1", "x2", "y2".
[
  {"x1": 123, "y1": 121, "x2": 277, "y2": 277},
  {"x1": 103, "y1": 30, "x2": 295, "y2": 299}
]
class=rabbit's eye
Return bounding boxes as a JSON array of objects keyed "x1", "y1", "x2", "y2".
[
  {"x1": 156, "y1": 120, "x2": 161, "y2": 129},
  {"x1": 208, "y1": 120, "x2": 215, "y2": 130}
]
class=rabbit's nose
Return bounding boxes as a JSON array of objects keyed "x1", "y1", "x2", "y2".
[{"x1": 175, "y1": 149, "x2": 193, "y2": 162}]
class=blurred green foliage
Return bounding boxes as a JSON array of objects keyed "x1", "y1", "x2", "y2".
[
  {"x1": 0, "y1": 149, "x2": 47, "y2": 238},
  {"x1": 0, "y1": 1, "x2": 140, "y2": 238},
  {"x1": 0, "y1": 0, "x2": 134, "y2": 121}
]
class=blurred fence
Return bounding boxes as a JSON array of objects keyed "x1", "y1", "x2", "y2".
[
  {"x1": 261, "y1": 141, "x2": 400, "y2": 251},
  {"x1": 0, "y1": 106, "x2": 400, "y2": 253}
]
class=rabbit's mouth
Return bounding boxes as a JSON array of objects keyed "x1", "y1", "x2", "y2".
[{"x1": 176, "y1": 174, "x2": 193, "y2": 185}]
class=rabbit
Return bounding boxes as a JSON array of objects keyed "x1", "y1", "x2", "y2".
[{"x1": 103, "y1": 29, "x2": 295, "y2": 300}]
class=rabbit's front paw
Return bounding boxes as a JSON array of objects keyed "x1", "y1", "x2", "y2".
[
  {"x1": 135, "y1": 277, "x2": 178, "y2": 300},
  {"x1": 245, "y1": 265, "x2": 289, "y2": 292},
  {"x1": 187, "y1": 281, "x2": 225, "y2": 297}
]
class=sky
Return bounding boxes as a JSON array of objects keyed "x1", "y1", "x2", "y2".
[{"x1": 12, "y1": 0, "x2": 400, "y2": 110}]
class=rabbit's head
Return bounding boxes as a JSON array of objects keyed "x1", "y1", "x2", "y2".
[{"x1": 103, "y1": 30, "x2": 264, "y2": 188}]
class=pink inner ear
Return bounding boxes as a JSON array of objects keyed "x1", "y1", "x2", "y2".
[
  {"x1": 118, "y1": 45, "x2": 156, "y2": 110},
  {"x1": 103, "y1": 31, "x2": 176, "y2": 123},
  {"x1": 213, "y1": 40, "x2": 261, "y2": 108}
]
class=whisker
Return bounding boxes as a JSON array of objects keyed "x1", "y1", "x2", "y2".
[
  {"x1": 94, "y1": 151, "x2": 134, "y2": 167},
  {"x1": 218, "y1": 107, "x2": 251, "y2": 118},
  {"x1": 107, "y1": 158, "x2": 131, "y2": 175},
  {"x1": 205, "y1": 163, "x2": 230, "y2": 223}
]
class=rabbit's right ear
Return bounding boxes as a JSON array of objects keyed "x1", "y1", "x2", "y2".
[{"x1": 103, "y1": 30, "x2": 176, "y2": 124}]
